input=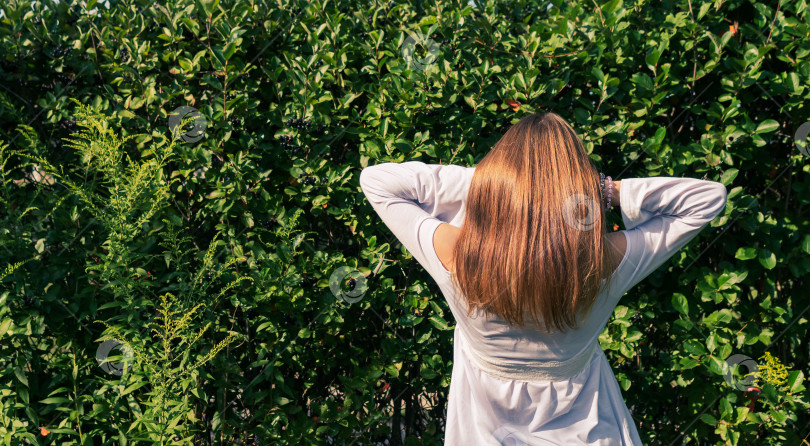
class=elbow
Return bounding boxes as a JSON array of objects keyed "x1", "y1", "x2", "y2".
[
  {"x1": 710, "y1": 182, "x2": 729, "y2": 218},
  {"x1": 359, "y1": 165, "x2": 382, "y2": 197},
  {"x1": 716, "y1": 182, "x2": 728, "y2": 206}
]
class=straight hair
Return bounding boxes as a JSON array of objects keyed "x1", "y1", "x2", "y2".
[{"x1": 449, "y1": 112, "x2": 621, "y2": 334}]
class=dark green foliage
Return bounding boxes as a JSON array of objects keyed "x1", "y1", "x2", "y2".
[{"x1": 0, "y1": 0, "x2": 809, "y2": 444}]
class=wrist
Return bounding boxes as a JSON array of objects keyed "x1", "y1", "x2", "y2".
[
  {"x1": 612, "y1": 180, "x2": 621, "y2": 209},
  {"x1": 599, "y1": 172, "x2": 614, "y2": 211}
]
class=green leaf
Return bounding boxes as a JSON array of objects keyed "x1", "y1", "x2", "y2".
[
  {"x1": 652, "y1": 126, "x2": 666, "y2": 145},
  {"x1": 415, "y1": 329, "x2": 432, "y2": 344},
  {"x1": 409, "y1": 314, "x2": 426, "y2": 326},
  {"x1": 743, "y1": 45, "x2": 759, "y2": 65},
  {"x1": 758, "y1": 329, "x2": 773, "y2": 345},
  {"x1": 45, "y1": 428, "x2": 79, "y2": 435},
  {"x1": 771, "y1": 410, "x2": 787, "y2": 424},
  {"x1": 757, "y1": 250, "x2": 776, "y2": 269},
  {"x1": 672, "y1": 293, "x2": 689, "y2": 315},
  {"x1": 178, "y1": 57, "x2": 193, "y2": 71},
  {"x1": 631, "y1": 72, "x2": 654, "y2": 94},
  {"x1": 14, "y1": 367, "x2": 28, "y2": 387},
  {"x1": 755, "y1": 119, "x2": 779, "y2": 134},
  {"x1": 700, "y1": 413, "x2": 717, "y2": 426},
  {"x1": 706, "y1": 333, "x2": 719, "y2": 353},
  {"x1": 222, "y1": 41, "x2": 238, "y2": 61},
  {"x1": 602, "y1": 0, "x2": 623, "y2": 15},
  {"x1": 463, "y1": 95, "x2": 476, "y2": 109},
  {"x1": 787, "y1": 370, "x2": 806, "y2": 393},
  {"x1": 683, "y1": 339, "x2": 707, "y2": 356},
  {"x1": 41, "y1": 397, "x2": 72, "y2": 405},
  {"x1": 428, "y1": 315, "x2": 452, "y2": 331},
  {"x1": 625, "y1": 328, "x2": 643, "y2": 342},
  {"x1": 385, "y1": 362, "x2": 402, "y2": 378},
  {"x1": 720, "y1": 168, "x2": 738, "y2": 186},
  {"x1": 787, "y1": 72, "x2": 801, "y2": 92},
  {"x1": 211, "y1": 47, "x2": 226, "y2": 66},
  {"x1": 0, "y1": 318, "x2": 12, "y2": 337},
  {"x1": 735, "y1": 407, "x2": 750, "y2": 424},
  {"x1": 617, "y1": 374, "x2": 631, "y2": 391},
  {"x1": 428, "y1": 300, "x2": 444, "y2": 317},
  {"x1": 679, "y1": 356, "x2": 701, "y2": 369},
  {"x1": 719, "y1": 397, "x2": 733, "y2": 419},
  {"x1": 645, "y1": 48, "x2": 661, "y2": 70},
  {"x1": 697, "y1": 2, "x2": 711, "y2": 19},
  {"x1": 196, "y1": 0, "x2": 220, "y2": 17},
  {"x1": 708, "y1": 355, "x2": 727, "y2": 376},
  {"x1": 128, "y1": 96, "x2": 145, "y2": 109},
  {"x1": 591, "y1": 67, "x2": 606, "y2": 84},
  {"x1": 735, "y1": 247, "x2": 756, "y2": 260}
]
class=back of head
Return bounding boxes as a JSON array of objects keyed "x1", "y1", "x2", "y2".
[{"x1": 450, "y1": 112, "x2": 617, "y2": 334}]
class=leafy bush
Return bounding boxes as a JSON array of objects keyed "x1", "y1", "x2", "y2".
[{"x1": 0, "y1": 0, "x2": 809, "y2": 444}]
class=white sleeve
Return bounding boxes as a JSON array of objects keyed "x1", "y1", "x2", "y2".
[
  {"x1": 615, "y1": 176, "x2": 728, "y2": 293},
  {"x1": 359, "y1": 161, "x2": 476, "y2": 277}
]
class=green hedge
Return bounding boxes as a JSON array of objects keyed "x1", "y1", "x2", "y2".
[{"x1": 0, "y1": 0, "x2": 809, "y2": 444}]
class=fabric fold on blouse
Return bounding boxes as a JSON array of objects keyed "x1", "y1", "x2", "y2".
[{"x1": 360, "y1": 161, "x2": 728, "y2": 446}]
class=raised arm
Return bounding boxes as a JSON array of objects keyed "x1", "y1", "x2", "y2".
[
  {"x1": 614, "y1": 176, "x2": 728, "y2": 293},
  {"x1": 359, "y1": 161, "x2": 475, "y2": 275}
]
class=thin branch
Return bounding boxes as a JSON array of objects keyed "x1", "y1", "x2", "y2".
[{"x1": 766, "y1": 0, "x2": 782, "y2": 44}]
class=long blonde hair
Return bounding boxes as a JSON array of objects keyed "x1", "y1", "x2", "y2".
[{"x1": 450, "y1": 112, "x2": 620, "y2": 334}]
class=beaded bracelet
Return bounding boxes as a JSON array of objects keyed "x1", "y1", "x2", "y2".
[
  {"x1": 598, "y1": 172, "x2": 613, "y2": 210},
  {"x1": 599, "y1": 172, "x2": 605, "y2": 195}
]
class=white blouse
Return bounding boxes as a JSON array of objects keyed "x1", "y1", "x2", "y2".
[{"x1": 359, "y1": 161, "x2": 728, "y2": 445}]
